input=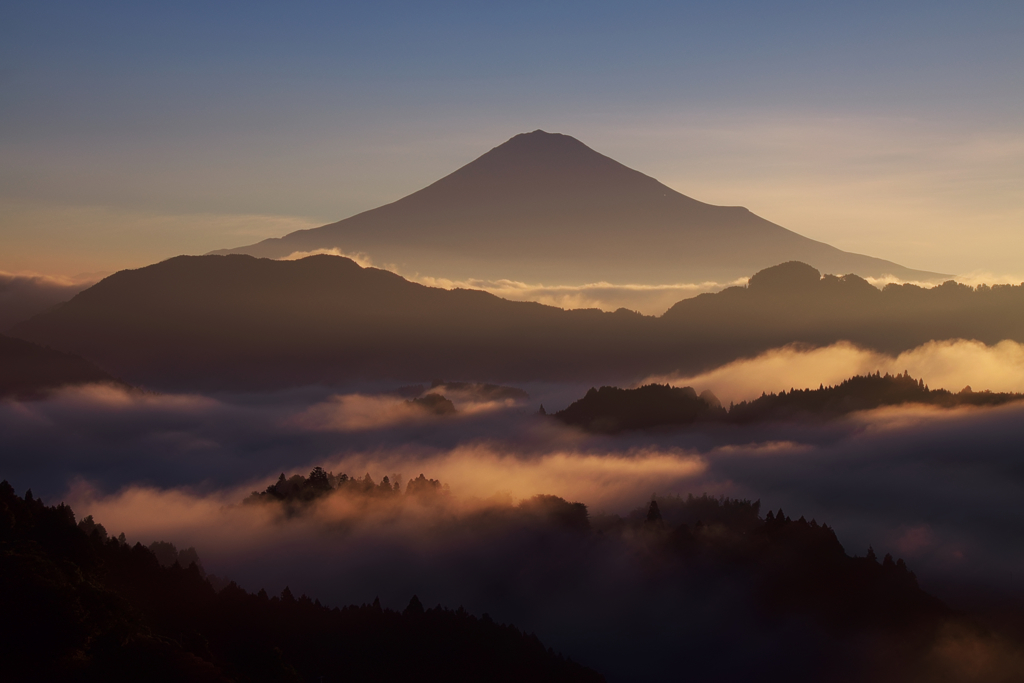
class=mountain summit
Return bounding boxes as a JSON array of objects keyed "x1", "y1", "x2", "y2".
[{"x1": 213, "y1": 130, "x2": 945, "y2": 284}]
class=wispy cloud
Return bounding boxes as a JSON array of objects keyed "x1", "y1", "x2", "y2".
[
  {"x1": 416, "y1": 276, "x2": 748, "y2": 315},
  {"x1": 644, "y1": 339, "x2": 1024, "y2": 405}
]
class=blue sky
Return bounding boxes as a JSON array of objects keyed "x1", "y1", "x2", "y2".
[{"x1": 2, "y1": 1, "x2": 1022, "y2": 277}]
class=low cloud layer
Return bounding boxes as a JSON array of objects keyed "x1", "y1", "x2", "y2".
[
  {"x1": 3, "y1": 381, "x2": 1020, "y2": 603},
  {"x1": 416, "y1": 276, "x2": 741, "y2": 315},
  {"x1": 278, "y1": 248, "x2": 739, "y2": 315},
  {"x1": 281, "y1": 247, "x2": 379, "y2": 269},
  {"x1": 646, "y1": 339, "x2": 1024, "y2": 405},
  {"x1": 4, "y1": 377, "x2": 1024, "y2": 679}
]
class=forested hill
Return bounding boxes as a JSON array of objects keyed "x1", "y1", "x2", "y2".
[
  {"x1": 555, "y1": 372, "x2": 1024, "y2": 433},
  {"x1": 0, "y1": 482, "x2": 603, "y2": 682},
  {"x1": 555, "y1": 384, "x2": 726, "y2": 433},
  {"x1": 728, "y1": 371, "x2": 1022, "y2": 422}
]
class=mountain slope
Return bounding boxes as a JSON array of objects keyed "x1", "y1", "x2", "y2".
[
  {"x1": 0, "y1": 333, "x2": 122, "y2": 399},
  {"x1": 213, "y1": 131, "x2": 945, "y2": 284},
  {"x1": 11, "y1": 256, "x2": 1023, "y2": 392},
  {"x1": 10, "y1": 254, "x2": 658, "y2": 390}
]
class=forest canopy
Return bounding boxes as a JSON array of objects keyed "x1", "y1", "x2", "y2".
[{"x1": 554, "y1": 372, "x2": 1024, "y2": 433}]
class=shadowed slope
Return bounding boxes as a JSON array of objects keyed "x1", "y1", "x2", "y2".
[
  {"x1": 11, "y1": 254, "x2": 657, "y2": 390},
  {"x1": 213, "y1": 131, "x2": 944, "y2": 284},
  {"x1": 0, "y1": 334, "x2": 123, "y2": 399},
  {"x1": 0, "y1": 483, "x2": 604, "y2": 683},
  {"x1": 11, "y1": 257, "x2": 1024, "y2": 392}
]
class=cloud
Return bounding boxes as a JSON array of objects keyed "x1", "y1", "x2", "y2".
[
  {"x1": 279, "y1": 248, "x2": 380, "y2": 269},
  {"x1": 323, "y1": 444, "x2": 706, "y2": 511},
  {"x1": 5, "y1": 377, "x2": 1024, "y2": 631},
  {"x1": 415, "y1": 276, "x2": 748, "y2": 315},
  {"x1": 273, "y1": 252, "x2": 744, "y2": 315},
  {"x1": 289, "y1": 387, "x2": 530, "y2": 432},
  {"x1": 5, "y1": 377, "x2": 1024, "y2": 680},
  {"x1": 51, "y1": 401, "x2": 1024, "y2": 682},
  {"x1": 920, "y1": 622, "x2": 1024, "y2": 683},
  {"x1": 291, "y1": 393, "x2": 442, "y2": 431},
  {"x1": 644, "y1": 339, "x2": 1024, "y2": 405},
  {"x1": 863, "y1": 272, "x2": 1024, "y2": 290}
]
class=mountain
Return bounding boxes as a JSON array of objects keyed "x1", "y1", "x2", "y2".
[
  {"x1": 212, "y1": 130, "x2": 946, "y2": 285},
  {"x1": 10, "y1": 256, "x2": 1023, "y2": 392},
  {"x1": 0, "y1": 333, "x2": 122, "y2": 399},
  {"x1": 10, "y1": 254, "x2": 655, "y2": 390}
]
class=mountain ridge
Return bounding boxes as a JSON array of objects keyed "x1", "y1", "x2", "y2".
[{"x1": 10, "y1": 255, "x2": 1021, "y2": 392}]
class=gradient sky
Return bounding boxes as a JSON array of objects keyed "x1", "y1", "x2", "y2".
[{"x1": 2, "y1": 1, "x2": 1022, "y2": 280}]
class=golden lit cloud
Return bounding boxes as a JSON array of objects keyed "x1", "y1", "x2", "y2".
[{"x1": 645, "y1": 339, "x2": 1024, "y2": 405}]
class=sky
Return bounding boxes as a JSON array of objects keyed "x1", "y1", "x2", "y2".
[{"x1": 2, "y1": 1, "x2": 1022, "y2": 280}]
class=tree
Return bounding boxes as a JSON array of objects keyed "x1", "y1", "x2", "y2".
[
  {"x1": 308, "y1": 466, "x2": 331, "y2": 493},
  {"x1": 645, "y1": 500, "x2": 662, "y2": 524}
]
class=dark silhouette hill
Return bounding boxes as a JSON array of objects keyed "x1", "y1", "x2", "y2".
[
  {"x1": 212, "y1": 131, "x2": 945, "y2": 285},
  {"x1": 554, "y1": 372, "x2": 1024, "y2": 433},
  {"x1": 0, "y1": 481, "x2": 603, "y2": 682},
  {"x1": 660, "y1": 261, "x2": 1024, "y2": 361},
  {"x1": 728, "y1": 371, "x2": 1024, "y2": 423},
  {"x1": 10, "y1": 254, "x2": 659, "y2": 390},
  {"x1": 0, "y1": 333, "x2": 123, "y2": 399},
  {"x1": 11, "y1": 256, "x2": 1024, "y2": 391},
  {"x1": 555, "y1": 384, "x2": 725, "y2": 433}
]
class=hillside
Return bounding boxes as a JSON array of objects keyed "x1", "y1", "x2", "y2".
[{"x1": 0, "y1": 333, "x2": 122, "y2": 399}]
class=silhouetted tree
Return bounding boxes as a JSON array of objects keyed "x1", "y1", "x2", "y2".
[{"x1": 645, "y1": 500, "x2": 663, "y2": 524}]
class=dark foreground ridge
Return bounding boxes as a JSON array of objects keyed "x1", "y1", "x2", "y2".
[
  {"x1": 0, "y1": 482, "x2": 603, "y2": 682},
  {"x1": 4, "y1": 479, "x2": 1020, "y2": 681},
  {"x1": 555, "y1": 372, "x2": 1024, "y2": 433},
  {"x1": 11, "y1": 257, "x2": 1024, "y2": 391}
]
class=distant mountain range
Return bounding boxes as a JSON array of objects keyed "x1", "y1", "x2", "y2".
[
  {"x1": 10, "y1": 255, "x2": 1022, "y2": 392},
  {"x1": 212, "y1": 130, "x2": 947, "y2": 285}
]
